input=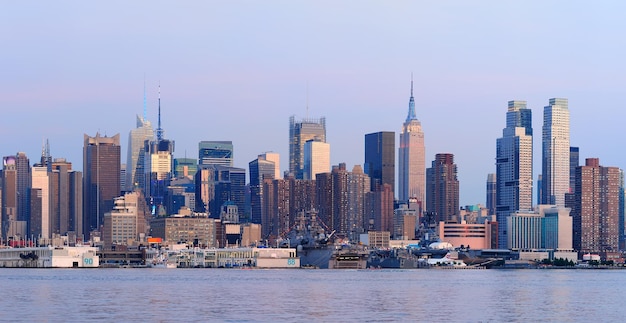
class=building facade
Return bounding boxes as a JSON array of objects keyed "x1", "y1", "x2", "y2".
[
  {"x1": 31, "y1": 166, "x2": 50, "y2": 240},
  {"x1": 50, "y1": 158, "x2": 82, "y2": 238},
  {"x1": 541, "y1": 98, "x2": 570, "y2": 207},
  {"x1": 426, "y1": 153, "x2": 460, "y2": 224},
  {"x1": 486, "y1": 173, "x2": 496, "y2": 216},
  {"x1": 199, "y1": 141, "x2": 233, "y2": 167},
  {"x1": 258, "y1": 152, "x2": 280, "y2": 180},
  {"x1": 249, "y1": 157, "x2": 276, "y2": 225},
  {"x1": 303, "y1": 140, "x2": 330, "y2": 180},
  {"x1": 289, "y1": 116, "x2": 326, "y2": 179},
  {"x1": 83, "y1": 133, "x2": 121, "y2": 239},
  {"x1": 125, "y1": 115, "x2": 154, "y2": 191},
  {"x1": 398, "y1": 79, "x2": 425, "y2": 207},
  {"x1": 364, "y1": 131, "x2": 395, "y2": 192},
  {"x1": 572, "y1": 158, "x2": 620, "y2": 254},
  {"x1": 173, "y1": 158, "x2": 197, "y2": 179},
  {"x1": 495, "y1": 100, "x2": 533, "y2": 248}
]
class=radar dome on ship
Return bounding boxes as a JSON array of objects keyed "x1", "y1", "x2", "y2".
[{"x1": 428, "y1": 242, "x2": 454, "y2": 250}]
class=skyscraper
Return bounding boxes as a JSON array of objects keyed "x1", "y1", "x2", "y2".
[
  {"x1": 289, "y1": 116, "x2": 326, "y2": 179},
  {"x1": 83, "y1": 133, "x2": 121, "y2": 239},
  {"x1": 15, "y1": 152, "x2": 30, "y2": 225},
  {"x1": 199, "y1": 141, "x2": 234, "y2": 167},
  {"x1": 426, "y1": 153, "x2": 459, "y2": 224},
  {"x1": 495, "y1": 100, "x2": 533, "y2": 248},
  {"x1": 249, "y1": 157, "x2": 276, "y2": 225},
  {"x1": 303, "y1": 139, "x2": 330, "y2": 180},
  {"x1": 2, "y1": 156, "x2": 20, "y2": 240},
  {"x1": 126, "y1": 115, "x2": 154, "y2": 191},
  {"x1": 258, "y1": 152, "x2": 281, "y2": 180},
  {"x1": 541, "y1": 98, "x2": 570, "y2": 207},
  {"x1": 572, "y1": 158, "x2": 620, "y2": 254},
  {"x1": 50, "y1": 158, "x2": 82, "y2": 237},
  {"x1": 364, "y1": 131, "x2": 395, "y2": 192},
  {"x1": 569, "y1": 146, "x2": 579, "y2": 193},
  {"x1": 347, "y1": 165, "x2": 370, "y2": 240},
  {"x1": 144, "y1": 138, "x2": 174, "y2": 212},
  {"x1": 144, "y1": 88, "x2": 174, "y2": 213},
  {"x1": 486, "y1": 173, "x2": 496, "y2": 216},
  {"x1": 31, "y1": 166, "x2": 50, "y2": 240},
  {"x1": 398, "y1": 78, "x2": 425, "y2": 207}
]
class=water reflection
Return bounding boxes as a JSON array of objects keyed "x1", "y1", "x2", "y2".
[{"x1": 1, "y1": 269, "x2": 626, "y2": 322}]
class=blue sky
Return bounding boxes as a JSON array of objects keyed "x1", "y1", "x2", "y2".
[{"x1": 1, "y1": 2, "x2": 625, "y2": 205}]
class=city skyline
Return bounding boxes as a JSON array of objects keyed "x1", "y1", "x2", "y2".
[{"x1": 2, "y1": 2, "x2": 626, "y2": 206}]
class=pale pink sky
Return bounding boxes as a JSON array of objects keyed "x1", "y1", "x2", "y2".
[{"x1": 1, "y1": 1, "x2": 625, "y2": 205}]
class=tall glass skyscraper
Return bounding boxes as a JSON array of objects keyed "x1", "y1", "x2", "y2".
[
  {"x1": 398, "y1": 78, "x2": 425, "y2": 207},
  {"x1": 495, "y1": 100, "x2": 533, "y2": 248},
  {"x1": 249, "y1": 157, "x2": 276, "y2": 225},
  {"x1": 289, "y1": 116, "x2": 326, "y2": 179},
  {"x1": 486, "y1": 173, "x2": 496, "y2": 216},
  {"x1": 126, "y1": 115, "x2": 154, "y2": 191},
  {"x1": 303, "y1": 140, "x2": 330, "y2": 180},
  {"x1": 541, "y1": 98, "x2": 570, "y2": 207},
  {"x1": 364, "y1": 131, "x2": 395, "y2": 192}
]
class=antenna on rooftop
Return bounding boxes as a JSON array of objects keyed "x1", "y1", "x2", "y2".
[
  {"x1": 156, "y1": 82, "x2": 164, "y2": 141},
  {"x1": 143, "y1": 74, "x2": 147, "y2": 122}
]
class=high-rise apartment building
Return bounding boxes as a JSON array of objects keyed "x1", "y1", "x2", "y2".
[
  {"x1": 541, "y1": 98, "x2": 570, "y2": 207},
  {"x1": 262, "y1": 177, "x2": 291, "y2": 238},
  {"x1": 314, "y1": 163, "x2": 371, "y2": 237},
  {"x1": 398, "y1": 79, "x2": 425, "y2": 207},
  {"x1": 495, "y1": 100, "x2": 533, "y2": 248},
  {"x1": 126, "y1": 115, "x2": 154, "y2": 191},
  {"x1": 289, "y1": 116, "x2": 326, "y2": 179},
  {"x1": 364, "y1": 131, "x2": 395, "y2": 192},
  {"x1": 572, "y1": 158, "x2": 620, "y2": 254},
  {"x1": 83, "y1": 133, "x2": 121, "y2": 239},
  {"x1": 199, "y1": 141, "x2": 234, "y2": 167},
  {"x1": 304, "y1": 140, "x2": 330, "y2": 180},
  {"x1": 347, "y1": 165, "x2": 370, "y2": 240},
  {"x1": 262, "y1": 175, "x2": 317, "y2": 238},
  {"x1": 426, "y1": 153, "x2": 460, "y2": 224},
  {"x1": 619, "y1": 169, "x2": 626, "y2": 250}
]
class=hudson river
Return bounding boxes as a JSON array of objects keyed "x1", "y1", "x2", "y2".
[{"x1": 2, "y1": 268, "x2": 626, "y2": 322}]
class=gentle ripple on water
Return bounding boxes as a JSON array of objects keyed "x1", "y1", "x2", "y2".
[{"x1": 2, "y1": 269, "x2": 626, "y2": 322}]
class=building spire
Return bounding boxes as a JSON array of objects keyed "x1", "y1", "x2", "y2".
[
  {"x1": 156, "y1": 82, "x2": 164, "y2": 141},
  {"x1": 143, "y1": 74, "x2": 147, "y2": 123},
  {"x1": 406, "y1": 73, "x2": 417, "y2": 121}
]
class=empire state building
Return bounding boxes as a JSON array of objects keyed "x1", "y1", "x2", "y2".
[{"x1": 398, "y1": 77, "x2": 425, "y2": 209}]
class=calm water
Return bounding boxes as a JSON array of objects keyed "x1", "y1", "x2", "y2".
[{"x1": 2, "y1": 268, "x2": 626, "y2": 322}]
